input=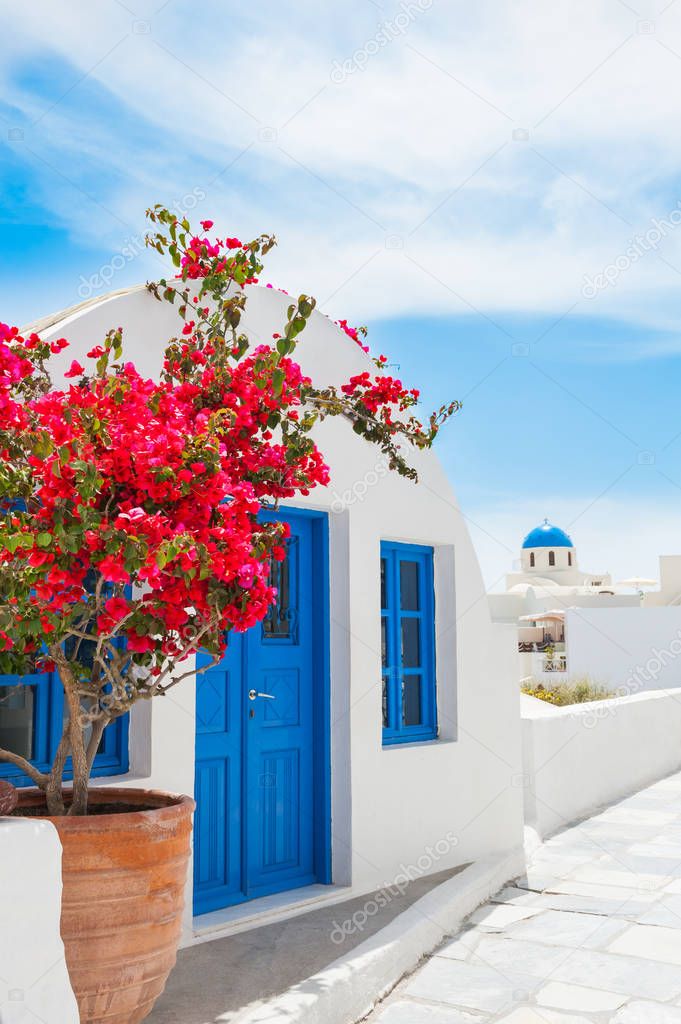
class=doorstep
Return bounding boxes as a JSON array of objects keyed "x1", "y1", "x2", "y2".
[{"x1": 189, "y1": 883, "x2": 353, "y2": 944}]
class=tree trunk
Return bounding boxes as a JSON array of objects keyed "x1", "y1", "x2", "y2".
[
  {"x1": 45, "y1": 725, "x2": 70, "y2": 816},
  {"x1": 51, "y1": 646, "x2": 90, "y2": 816},
  {"x1": 86, "y1": 718, "x2": 106, "y2": 773},
  {"x1": 67, "y1": 699, "x2": 89, "y2": 816}
]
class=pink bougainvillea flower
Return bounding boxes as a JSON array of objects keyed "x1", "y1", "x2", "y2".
[
  {"x1": 104, "y1": 596, "x2": 130, "y2": 620},
  {"x1": 64, "y1": 359, "x2": 85, "y2": 378},
  {"x1": 97, "y1": 556, "x2": 130, "y2": 585}
]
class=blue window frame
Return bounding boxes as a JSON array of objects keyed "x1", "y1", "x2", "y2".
[
  {"x1": 0, "y1": 502, "x2": 129, "y2": 784},
  {"x1": 0, "y1": 671, "x2": 129, "y2": 787},
  {"x1": 381, "y1": 541, "x2": 437, "y2": 745}
]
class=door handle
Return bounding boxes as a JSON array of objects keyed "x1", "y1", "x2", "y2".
[{"x1": 248, "y1": 689, "x2": 276, "y2": 701}]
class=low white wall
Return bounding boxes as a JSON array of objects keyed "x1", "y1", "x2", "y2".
[
  {"x1": 522, "y1": 689, "x2": 681, "y2": 838},
  {"x1": 566, "y1": 607, "x2": 681, "y2": 692},
  {"x1": 0, "y1": 818, "x2": 79, "y2": 1023}
]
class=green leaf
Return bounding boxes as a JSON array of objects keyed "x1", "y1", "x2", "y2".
[
  {"x1": 36, "y1": 532, "x2": 52, "y2": 548},
  {"x1": 272, "y1": 368, "x2": 285, "y2": 396}
]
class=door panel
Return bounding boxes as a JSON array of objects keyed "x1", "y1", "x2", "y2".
[
  {"x1": 193, "y1": 646, "x2": 243, "y2": 914},
  {"x1": 194, "y1": 509, "x2": 327, "y2": 915}
]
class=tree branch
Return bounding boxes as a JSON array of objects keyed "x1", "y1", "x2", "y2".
[{"x1": 0, "y1": 747, "x2": 47, "y2": 789}]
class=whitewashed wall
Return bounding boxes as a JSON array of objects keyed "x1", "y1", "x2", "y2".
[
  {"x1": 522, "y1": 690, "x2": 681, "y2": 838},
  {"x1": 566, "y1": 606, "x2": 681, "y2": 692},
  {"x1": 0, "y1": 819, "x2": 79, "y2": 1023},
  {"x1": 33, "y1": 284, "x2": 524, "y2": 942}
]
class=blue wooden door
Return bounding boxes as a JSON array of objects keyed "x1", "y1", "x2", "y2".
[{"x1": 193, "y1": 509, "x2": 329, "y2": 915}]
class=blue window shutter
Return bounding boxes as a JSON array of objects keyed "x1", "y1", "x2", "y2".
[{"x1": 380, "y1": 542, "x2": 437, "y2": 746}]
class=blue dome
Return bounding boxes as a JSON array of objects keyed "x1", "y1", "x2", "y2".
[{"x1": 522, "y1": 520, "x2": 573, "y2": 549}]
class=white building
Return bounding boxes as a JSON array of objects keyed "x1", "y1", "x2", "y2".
[
  {"x1": 644, "y1": 556, "x2": 681, "y2": 607},
  {"x1": 0, "y1": 284, "x2": 524, "y2": 945},
  {"x1": 489, "y1": 520, "x2": 639, "y2": 681}
]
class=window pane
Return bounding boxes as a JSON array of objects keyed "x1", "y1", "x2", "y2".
[
  {"x1": 62, "y1": 702, "x2": 107, "y2": 755},
  {"x1": 400, "y1": 561, "x2": 420, "y2": 611},
  {"x1": 0, "y1": 684, "x2": 35, "y2": 759},
  {"x1": 380, "y1": 558, "x2": 387, "y2": 609},
  {"x1": 382, "y1": 676, "x2": 389, "y2": 728},
  {"x1": 403, "y1": 676, "x2": 422, "y2": 726},
  {"x1": 381, "y1": 616, "x2": 388, "y2": 668},
  {"x1": 401, "y1": 618, "x2": 421, "y2": 668},
  {"x1": 263, "y1": 539, "x2": 296, "y2": 640}
]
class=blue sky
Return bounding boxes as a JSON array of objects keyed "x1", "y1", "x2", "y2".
[{"x1": 2, "y1": 0, "x2": 681, "y2": 585}]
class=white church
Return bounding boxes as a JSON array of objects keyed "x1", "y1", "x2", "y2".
[
  {"x1": 488, "y1": 519, "x2": 681, "y2": 692},
  {"x1": 488, "y1": 520, "x2": 640, "y2": 680}
]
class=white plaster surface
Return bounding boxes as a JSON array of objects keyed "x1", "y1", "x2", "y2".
[
  {"x1": 366, "y1": 769, "x2": 681, "y2": 1024},
  {"x1": 522, "y1": 688, "x2": 681, "y2": 839},
  {"x1": 32, "y1": 283, "x2": 525, "y2": 939},
  {"x1": 565, "y1": 606, "x2": 681, "y2": 691},
  {"x1": 0, "y1": 818, "x2": 78, "y2": 1024}
]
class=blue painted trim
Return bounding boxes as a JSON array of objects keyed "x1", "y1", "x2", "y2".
[
  {"x1": 312, "y1": 510, "x2": 332, "y2": 884},
  {"x1": 381, "y1": 541, "x2": 437, "y2": 747}
]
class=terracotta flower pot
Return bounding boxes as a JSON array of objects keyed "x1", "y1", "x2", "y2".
[
  {"x1": 0, "y1": 779, "x2": 18, "y2": 815},
  {"x1": 17, "y1": 787, "x2": 194, "y2": 1024}
]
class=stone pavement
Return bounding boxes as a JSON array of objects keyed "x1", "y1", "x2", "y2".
[{"x1": 366, "y1": 770, "x2": 681, "y2": 1024}]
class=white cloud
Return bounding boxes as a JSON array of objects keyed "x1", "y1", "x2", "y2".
[{"x1": 4, "y1": 0, "x2": 681, "y2": 337}]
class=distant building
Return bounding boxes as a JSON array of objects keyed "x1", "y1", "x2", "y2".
[
  {"x1": 644, "y1": 556, "x2": 681, "y2": 607},
  {"x1": 489, "y1": 520, "x2": 639, "y2": 681}
]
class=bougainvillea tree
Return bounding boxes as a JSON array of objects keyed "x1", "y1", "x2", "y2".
[{"x1": 0, "y1": 206, "x2": 459, "y2": 815}]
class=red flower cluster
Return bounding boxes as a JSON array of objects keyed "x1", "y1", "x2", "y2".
[
  {"x1": 337, "y1": 319, "x2": 369, "y2": 354},
  {"x1": 341, "y1": 371, "x2": 419, "y2": 417}
]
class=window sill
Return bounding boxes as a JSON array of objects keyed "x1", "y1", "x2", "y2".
[{"x1": 382, "y1": 734, "x2": 455, "y2": 751}]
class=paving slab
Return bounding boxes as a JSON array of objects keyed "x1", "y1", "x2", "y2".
[
  {"x1": 405, "y1": 958, "x2": 541, "y2": 1014},
  {"x1": 374, "y1": 1002, "x2": 482, "y2": 1024},
  {"x1": 496, "y1": 1009, "x2": 592, "y2": 1024},
  {"x1": 468, "y1": 903, "x2": 543, "y2": 931},
  {"x1": 549, "y1": 947, "x2": 681, "y2": 999},
  {"x1": 535, "y1": 980, "x2": 626, "y2": 1012},
  {"x1": 614, "y1": 1002, "x2": 681, "y2": 1024},
  {"x1": 608, "y1": 922, "x2": 681, "y2": 965},
  {"x1": 637, "y1": 894, "x2": 681, "y2": 927},
  {"x1": 522, "y1": 890, "x2": 653, "y2": 918},
  {"x1": 505, "y1": 908, "x2": 627, "y2": 949}
]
